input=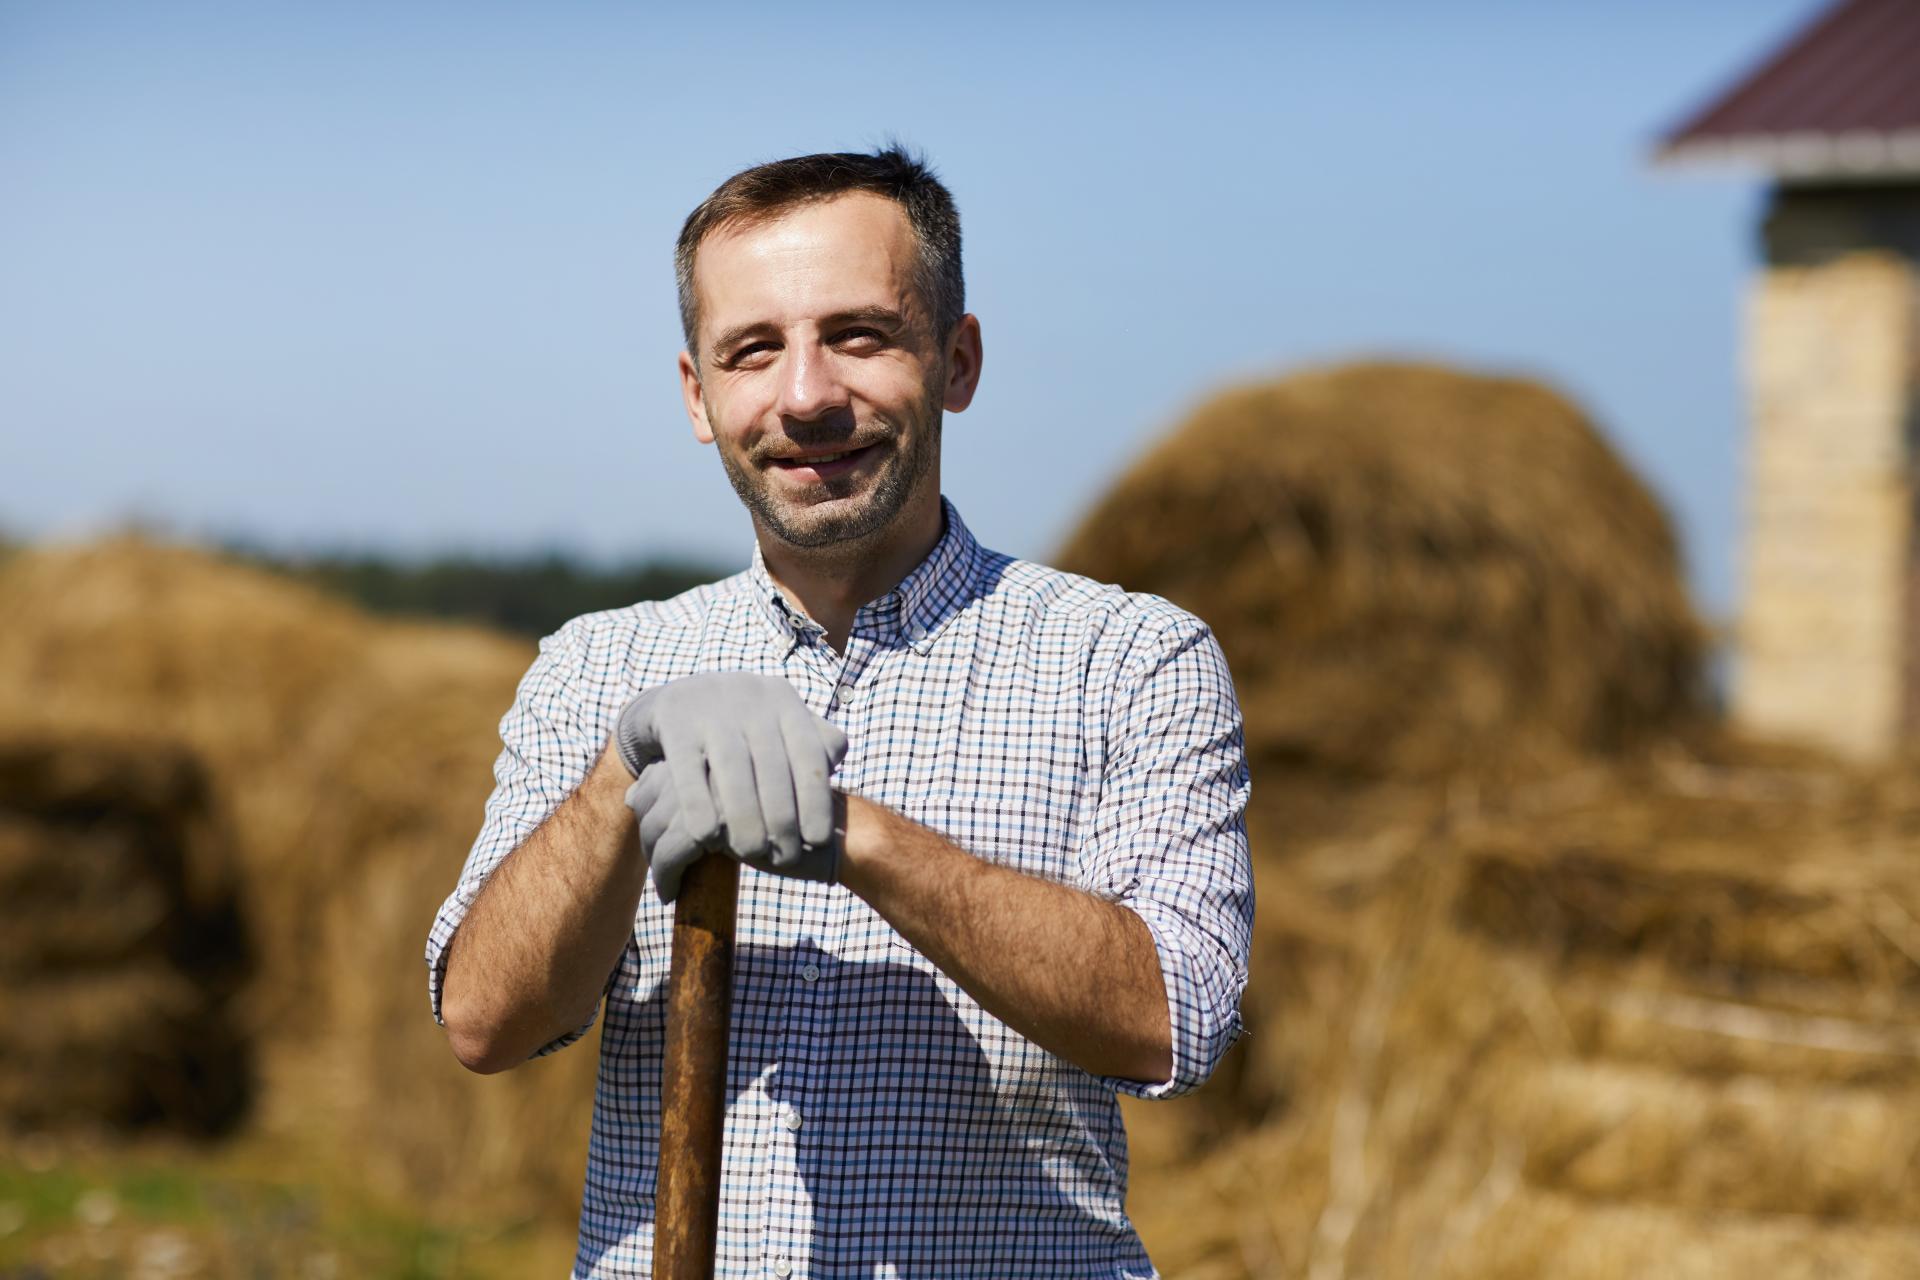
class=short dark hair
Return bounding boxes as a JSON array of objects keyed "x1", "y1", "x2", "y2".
[{"x1": 675, "y1": 146, "x2": 964, "y2": 363}]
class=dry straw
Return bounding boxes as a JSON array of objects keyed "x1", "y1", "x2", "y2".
[
  {"x1": 0, "y1": 734, "x2": 248, "y2": 1135},
  {"x1": 1056, "y1": 361, "x2": 1706, "y2": 779},
  {"x1": 0, "y1": 539, "x2": 597, "y2": 1217},
  {"x1": 1125, "y1": 765, "x2": 1920, "y2": 1278},
  {"x1": 1089, "y1": 363, "x2": 1920, "y2": 1275}
]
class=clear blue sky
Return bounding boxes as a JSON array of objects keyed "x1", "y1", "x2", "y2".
[{"x1": 1, "y1": 0, "x2": 1820, "y2": 616}]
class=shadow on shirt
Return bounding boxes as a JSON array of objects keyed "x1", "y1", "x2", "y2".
[{"x1": 577, "y1": 946, "x2": 1146, "y2": 1277}]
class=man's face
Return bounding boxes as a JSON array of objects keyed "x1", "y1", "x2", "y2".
[{"x1": 678, "y1": 193, "x2": 980, "y2": 551}]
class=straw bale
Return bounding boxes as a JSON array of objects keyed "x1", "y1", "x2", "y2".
[
  {"x1": 0, "y1": 734, "x2": 249, "y2": 1136},
  {"x1": 0, "y1": 539, "x2": 374, "y2": 1034},
  {"x1": 1442, "y1": 1190, "x2": 1920, "y2": 1280},
  {"x1": 0, "y1": 538, "x2": 598, "y2": 1213},
  {"x1": 1125, "y1": 753, "x2": 1920, "y2": 1278},
  {"x1": 1515, "y1": 1061, "x2": 1920, "y2": 1221},
  {"x1": 0, "y1": 967, "x2": 248, "y2": 1137},
  {"x1": 1056, "y1": 362, "x2": 1705, "y2": 778},
  {"x1": 1455, "y1": 848, "x2": 1920, "y2": 997},
  {"x1": 1559, "y1": 980, "x2": 1920, "y2": 1085}
]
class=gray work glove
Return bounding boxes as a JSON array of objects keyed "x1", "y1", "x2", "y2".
[
  {"x1": 624, "y1": 761, "x2": 843, "y2": 904},
  {"x1": 614, "y1": 672, "x2": 847, "y2": 868}
]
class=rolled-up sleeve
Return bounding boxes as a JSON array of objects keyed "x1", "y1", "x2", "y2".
[
  {"x1": 1078, "y1": 615, "x2": 1253, "y2": 1100},
  {"x1": 424, "y1": 616, "x2": 613, "y2": 1055}
]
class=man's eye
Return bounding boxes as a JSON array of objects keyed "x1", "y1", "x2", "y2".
[
  {"x1": 727, "y1": 342, "x2": 777, "y2": 366},
  {"x1": 834, "y1": 328, "x2": 886, "y2": 349}
]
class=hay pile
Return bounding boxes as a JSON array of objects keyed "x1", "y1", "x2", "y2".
[
  {"x1": 1080, "y1": 360, "x2": 1920, "y2": 1274},
  {"x1": 0, "y1": 539, "x2": 597, "y2": 1216},
  {"x1": 0, "y1": 734, "x2": 249, "y2": 1136},
  {"x1": 1123, "y1": 757, "x2": 1920, "y2": 1278},
  {"x1": 1057, "y1": 362, "x2": 1705, "y2": 778}
]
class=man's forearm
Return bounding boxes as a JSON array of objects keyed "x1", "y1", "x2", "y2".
[
  {"x1": 837, "y1": 794, "x2": 1173, "y2": 1083},
  {"x1": 441, "y1": 743, "x2": 642, "y2": 1073}
]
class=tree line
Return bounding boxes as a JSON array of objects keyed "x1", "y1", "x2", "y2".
[{"x1": 233, "y1": 546, "x2": 729, "y2": 638}]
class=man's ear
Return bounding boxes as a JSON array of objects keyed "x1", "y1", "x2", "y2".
[
  {"x1": 942, "y1": 314, "x2": 983, "y2": 413},
  {"x1": 679, "y1": 350, "x2": 714, "y2": 444}
]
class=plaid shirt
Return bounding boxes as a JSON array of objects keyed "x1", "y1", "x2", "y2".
[{"x1": 427, "y1": 500, "x2": 1253, "y2": 1279}]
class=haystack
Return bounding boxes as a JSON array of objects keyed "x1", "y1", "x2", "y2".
[
  {"x1": 1056, "y1": 362, "x2": 1705, "y2": 778},
  {"x1": 0, "y1": 539, "x2": 598, "y2": 1216},
  {"x1": 1123, "y1": 754, "x2": 1920, "y2": 1278},
  {"x1": 1065, "y1": 360, "x2": 1920, "y2": 1274},
  {"x1": 0, "y1": 735, "x2": 249, "y2": 1136}
]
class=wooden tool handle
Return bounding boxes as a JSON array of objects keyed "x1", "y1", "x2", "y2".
[{"x1": 652, "y1": 853, "x2": 740, "y2": 1280}]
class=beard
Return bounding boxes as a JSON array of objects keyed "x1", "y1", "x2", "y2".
[{"x1": 715, "y1": 389, "x2": 943, "y2": 551}]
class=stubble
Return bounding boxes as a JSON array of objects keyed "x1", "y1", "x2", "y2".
[{"x1": 715, "y1": 393, "x2": 943, "y2": 551}]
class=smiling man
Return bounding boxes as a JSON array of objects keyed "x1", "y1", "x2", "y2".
[{"x1": 428, "y1": 148, "x2": 1254, "y2": 1279}]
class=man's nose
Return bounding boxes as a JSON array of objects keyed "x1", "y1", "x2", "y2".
[{"x1": 776, "y1": 345, "x2": 848, "y2": 422}]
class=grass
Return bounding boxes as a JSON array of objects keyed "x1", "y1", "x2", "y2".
[{"x1": 0, "y1": 1135, "x2": 576, "y2": 1279}]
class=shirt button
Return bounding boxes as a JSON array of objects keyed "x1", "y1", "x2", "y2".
[
  {"x1": 783, "y1": 1107, "x2": 804, "y2": 1132},
  {"x1": 772, "y1": 1259, "x2": 792, "y2": 1278},
  {"x1": 800, "y1": 963, "x2": 820, "y2": 983}
]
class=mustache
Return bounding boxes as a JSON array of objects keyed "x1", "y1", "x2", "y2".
[{"x1": 750, "y1": 421, "x2": 894, "y2": 463}]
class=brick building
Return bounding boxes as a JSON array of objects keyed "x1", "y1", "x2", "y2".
[{"x1": 1658, "y1": 0, "x2": 1920, "y2": 758}]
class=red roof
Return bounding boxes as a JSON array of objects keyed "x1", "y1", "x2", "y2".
[{"x1": 1657, "y1": 0, "x2": 1920, "y2": 179}]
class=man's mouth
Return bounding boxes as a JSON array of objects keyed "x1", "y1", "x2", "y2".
[{"x1": 770, "y1": 443, "x2": 877, "y2": 476}]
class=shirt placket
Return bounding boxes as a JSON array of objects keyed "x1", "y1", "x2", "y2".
[
  {"x1": 757, "y1": 926, "x2": 837, "y2": 1280},
  {"x1": 758, "y1": 613, "x2": 875, "y2": 1279},
  {"x1": 783, "y1": 607, "x2": 905, "y2": 1277},
  {"x1": 826, "y1": 639, "x2": 874, "y2": 720}
]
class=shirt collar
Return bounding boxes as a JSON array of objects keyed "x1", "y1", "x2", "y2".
[{"x1": 747, "y1": 497, "x2": 980, "y2": 655}]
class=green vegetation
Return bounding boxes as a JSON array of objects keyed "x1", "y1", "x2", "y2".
[
  {"x1": 0, "y1": 1140, "x2": 573, "y2": 1279},
  {"x1": 229, "y1": 547, "x2": 728, "y2": 637}
]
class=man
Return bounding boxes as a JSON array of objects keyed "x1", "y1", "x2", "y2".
[{"x1": 428, "y1": 147, "x2": 1253, "y2": 1279}]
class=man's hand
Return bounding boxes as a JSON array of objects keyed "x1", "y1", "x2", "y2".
[
  {"x1": 624, "y1": 760, "x2": 842, "y2": 903},
  {"x1": 614, "y1": 672, "x2": 847, "y2": 868}
]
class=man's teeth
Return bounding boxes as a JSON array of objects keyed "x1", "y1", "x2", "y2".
[{"x1": 803, "y1": 451, "x2": 851, "y2": 464}]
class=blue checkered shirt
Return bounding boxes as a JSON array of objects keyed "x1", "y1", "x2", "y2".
[{"x1": 427, "y1": 500, "x2": 1253, "y2": 1279}]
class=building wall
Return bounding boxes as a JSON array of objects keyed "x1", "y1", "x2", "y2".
[{"x1": 1737, "y1": 249, "x2": 1919, "y2": 757}]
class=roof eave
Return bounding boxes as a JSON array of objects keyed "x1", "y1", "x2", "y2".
[{"x1": 1654, "y1": 127, "x2": 1920, "y2": 181}]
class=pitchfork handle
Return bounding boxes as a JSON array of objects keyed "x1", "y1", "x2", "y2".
[{"x1": 652, "y1": 853, "x2": 739, "y2": 1280}]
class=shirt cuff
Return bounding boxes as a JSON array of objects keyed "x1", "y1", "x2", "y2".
[{"x1": 1100, "y1": 896, "x2": 1246, "y2": 1100}]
